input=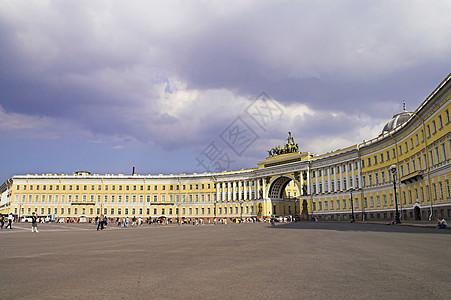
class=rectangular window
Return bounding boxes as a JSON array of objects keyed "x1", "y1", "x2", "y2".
[
  {"x1": 446, "y1": 180, "x2": 450, "y2": 198},
  {"x1": 435, "y1": 146, "x2": 440, "y2": 163},
  {"x1": 441, "y1": 143, "x2": 447, "y2": 162}
]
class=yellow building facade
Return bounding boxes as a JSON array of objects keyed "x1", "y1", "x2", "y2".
[{"x1": 1, "y1": 74, "x2": 450, "y2": 223}]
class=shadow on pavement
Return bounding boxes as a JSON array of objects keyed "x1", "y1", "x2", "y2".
[{"x1": 267, "y1": 221, "x2": 451, "y2": 234}]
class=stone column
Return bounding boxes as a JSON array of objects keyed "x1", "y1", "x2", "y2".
[{"x1": 230, "y1": 181, "x2": 236, "y2": 201}]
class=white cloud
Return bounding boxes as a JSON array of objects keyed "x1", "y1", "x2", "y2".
[{"x1": 1, "y1": 0, "x2": 450, "y2": 179}]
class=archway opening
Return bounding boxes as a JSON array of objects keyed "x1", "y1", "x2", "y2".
[
  {"x1": 414, "y1": 206, "x2": 421, "y2": 220},
  {"x1": 268, "y1": 176, "x2": 301, "y2": 218}
]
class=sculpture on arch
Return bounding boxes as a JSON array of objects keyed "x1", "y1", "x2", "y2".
[{"x1": 268, "y1": 132, "x2": 300, "y2": 157}]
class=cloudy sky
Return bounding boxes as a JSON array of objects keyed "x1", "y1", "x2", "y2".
[{"x1": 1, "y1": 0, "x2": 450, "y2": 182}]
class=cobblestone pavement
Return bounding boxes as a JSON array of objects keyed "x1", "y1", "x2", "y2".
[{"x1": 1, "y1": 222, "x2": 450, "y2": 299}]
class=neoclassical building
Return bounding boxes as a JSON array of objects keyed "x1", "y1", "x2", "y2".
[{"x1": 1, "y1": 74, "x2": 450, "y2": 223}]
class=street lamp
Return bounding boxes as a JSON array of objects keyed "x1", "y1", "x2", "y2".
[
  {"x1": 239, "y1": 201, "x2": 243, "y2": 220},
  {"x1": 390, "y1": 164, "x2": 401, "y2": 224},
  {"x1": 349, "y1": 188, "x2": 355, "y2": 223},
  {"x1": 175, "y1": 203, "x2": 180, "y2": 225}
]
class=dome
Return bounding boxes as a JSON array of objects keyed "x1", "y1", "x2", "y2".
[{"x1": 381, "y1": 111, "x2": 412, "y2": 134}]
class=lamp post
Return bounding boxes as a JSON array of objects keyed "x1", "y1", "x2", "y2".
[
  {"x1": 349, "y1": 188, "x2": 355, "y2": 223},
  {"x1": 390, "y1": 165, "x2": 401, "y2": 224},
  {"x1": 175, "y1": 203, "x2": 180, "y2": 225},
  {"x1": 239, "y1": 200, "x2": 243, "y2": 220}
]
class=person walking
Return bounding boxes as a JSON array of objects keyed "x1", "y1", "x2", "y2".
[
  {"x1": 0, "y1": 214, "x2": 4, "y2": 229},
  {"x1": 97, "y1": 214, "x2": 104, "y2": 231},
  {"x1": 5, "y1": 213, "x2": 13, "y2": 229},
  {"x1": 31, "y1": 212, "x2": 39, "y2": 233}
]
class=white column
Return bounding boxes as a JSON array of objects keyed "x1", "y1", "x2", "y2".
[
  {"x1": 232, "y1": 181, "x2": 236, "y2": 201},
  {"x1": 222, "y1": 182, "x2": 225, "y2": 202},
  {"x1": 256, "y1": 178, "x2": 260, "y2": 199},
  {"x1": 238, "y1": 181, "x2": 242, "y2": 200},
  {"x1": 357, "y1": 160, "x2": 361, "y2": 189},
  {"x1": 216, "y1": 182, "x2": 220, "y2": 202},
  {"x1": 340, "y1": 164, "x2": 343, "y2": 191}
]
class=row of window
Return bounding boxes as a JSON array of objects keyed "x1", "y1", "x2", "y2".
[
  {"x1": 14, "y1": 192, "x2": 218, "y2": 204},
  {"x1": 362, "y1": 109, "x2": 450, "y2": 169},
  {"x1": 15, "y1": 204, "x2": 260, "y2": 216},
  {"x1": 218, "y1": 191, "x2": 256, "y2": 201},
  {"x1": 217, "y1": 181, "x2": 256, "y2": 188},
  {"x1": 16, "y1": 183, "x2": 214, "y2": 192},
  {"x1": 360, "y1": 138, "x2": 450, "y2": 188},
  {"x1": 311, "y1": 161, "x2": 358, "y2": 178},
  {"x1": 312, "y1": 176, "x2": 359, "y2": 194},
  {"x1": 313, "y1": 179, "x2": 450, "y2": 212},
  {"x1": 426, "y1": 109, "x2": 449, "y2": 138}
]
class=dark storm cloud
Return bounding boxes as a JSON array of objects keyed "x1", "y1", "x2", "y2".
[{"x1": 1, "y1": 0, "x2": 451, "y2": 178}]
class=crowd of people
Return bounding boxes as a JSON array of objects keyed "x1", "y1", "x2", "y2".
[{"x1": 0, "y1": 212, "x2": 448, "y2": 231}]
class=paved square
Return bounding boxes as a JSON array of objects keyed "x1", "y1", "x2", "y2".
[{"x1": 1, "y1": 222, "x2": 450, "y2": 299}]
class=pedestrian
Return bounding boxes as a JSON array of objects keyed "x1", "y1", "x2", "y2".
[
  {"x1": 97, "y1": 214, "x2": 104, "y2": 231},
  {"x1": 437, "y1": 218, "x2": 447, "y2": 229},
  {"x1": 5, "y1": 213, "x2": 13, "y2": 229},
  {"x1": 31, "y1": 212, "x2": 39, "y2": 233},
  {"x1": 0, "y1": 214, "x2": 4, "y2": 229}
]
